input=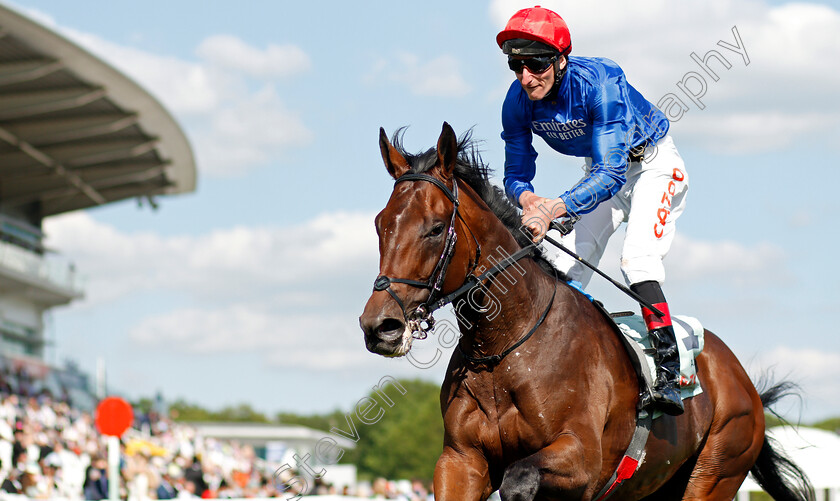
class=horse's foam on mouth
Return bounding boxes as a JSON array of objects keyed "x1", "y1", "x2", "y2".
[{"x1": 383, "y1": 327, "x2": 414, "y2": 357}]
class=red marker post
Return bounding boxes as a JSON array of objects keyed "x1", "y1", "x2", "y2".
[{"x1": 95, "y1": 397, "x2": 133, "y2": 501}]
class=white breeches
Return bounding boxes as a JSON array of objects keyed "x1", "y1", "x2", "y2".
[{"x1": 547, "y1": 135, "x2": 689, "y2": 287}]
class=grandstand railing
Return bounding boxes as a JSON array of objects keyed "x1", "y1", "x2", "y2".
[{"x1": 0, "y1": 239, "x2": 83, "y2": 294}]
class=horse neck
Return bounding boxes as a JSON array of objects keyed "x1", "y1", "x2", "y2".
[{"x1": 456, "y1": 184, "x2": 559, "y2": 356}]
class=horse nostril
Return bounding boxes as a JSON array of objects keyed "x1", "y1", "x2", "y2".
[{"x1": 377, "y1": 318, "x2": 405, "y2": 340}]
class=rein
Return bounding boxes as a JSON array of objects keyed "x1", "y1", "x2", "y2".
[
  {"x1": 457, "y1": 268, "x2": 557, "y2": 366},
  {"x1": 372, "y1": 173, "x2": 544, "y2": 362}
]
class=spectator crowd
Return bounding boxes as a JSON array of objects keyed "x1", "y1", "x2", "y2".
[
  {"x1": 0, "y1": 391, "x2": 289, "y2": 499},
  {"x1": 0, "y1": 363, "x2": 439, "y2": 500}
]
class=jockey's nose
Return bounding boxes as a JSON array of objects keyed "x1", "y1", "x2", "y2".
[{"x1": 520, "y1": 67, "x2": 536, "y2": 82}]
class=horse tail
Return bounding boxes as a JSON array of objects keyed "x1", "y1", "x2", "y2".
[{"x1": 750, "y1": 381, "x2": 815, "y2": 501}]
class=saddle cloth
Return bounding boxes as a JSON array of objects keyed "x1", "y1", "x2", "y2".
[{"x1": 613, "y1": 314, "x2": 705, "y2": 402}]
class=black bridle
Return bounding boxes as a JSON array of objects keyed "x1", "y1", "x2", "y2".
[
  {"x1": 372, "y1": 173, "x2": 478, "y2": 339},
  {"x1": 372, "y1": 172, "x2": 541, "y2": 345}
]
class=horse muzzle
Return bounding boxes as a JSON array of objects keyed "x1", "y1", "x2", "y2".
[{"x1": 359, "y1": 311, "x2": 409, "y2": 357}]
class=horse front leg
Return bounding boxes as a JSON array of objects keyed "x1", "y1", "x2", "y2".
[
  {"x1": 499, "y1": 433, "x2": 601, "y2": 501},
  {"x1": 434, "y1": 446, "x2": 492, "y2": 501}
]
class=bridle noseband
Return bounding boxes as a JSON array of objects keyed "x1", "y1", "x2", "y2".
[{"x1": 373, "y1": 173, "x2": 478, "y2": 339}]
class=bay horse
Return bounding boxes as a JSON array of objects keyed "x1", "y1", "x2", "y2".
[{"x1": 359, "y1": 122, "x2": 813, "y2": 501}]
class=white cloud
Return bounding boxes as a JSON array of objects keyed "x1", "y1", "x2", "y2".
[
  {"x1": 43, "y1": 211, "x2": 379, "y2": 307},
  {"x1": 748, "y1": 346, "x2": 840, "y2": 421},
  {"x1": 674, "y1": 112, "x2": 838, "y2": 154},
  {"x1": 587, "y1": 230, "x2": 786, "y2": 289},
  {"x1": 665, "y1": 234, "x2": 787, "y2": 286},
  {"x1": 368, "y1": 53, "x2": 472, "y2": 98},
  {"x1": 128, "y1": 305, "x2": 371, "y2": 370},
  {"x1": 42, "y1": 211, "x2": 401, "y2": 373},
  {"x1": 196, "y1": 35, "x2": 311, "y2": 79},
  {"x1": 488, "y1": 0, "x2": 840, "y2": 153},
  {"x1": 192, "y1": 86, "x2": 313, "y2": 176}
]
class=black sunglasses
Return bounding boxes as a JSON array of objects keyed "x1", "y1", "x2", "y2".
[{"x1": 508, "y1": 55, "x2": 557, "y2": 74}]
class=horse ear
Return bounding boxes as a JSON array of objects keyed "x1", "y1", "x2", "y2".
[
  {"x1": 436, "y1": 122, "x2": 458, "y2": 180},
  {"x1": 379, "y1": 127, "x2": 410, "y2": 180}
]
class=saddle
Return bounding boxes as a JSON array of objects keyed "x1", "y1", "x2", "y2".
[
  {"x1": 589, "y1": 300, "x2": 705, "y2": 413},
  {"x1": 611, "y1": 311, "x2": 704, "y2": 398}
]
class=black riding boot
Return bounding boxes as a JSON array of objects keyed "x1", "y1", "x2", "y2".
[
  {"x1": 631, "y1": 280, "x2": 685, "y2": 416},
  {"x1": 648, "y1": 325, "x2": 684, "y2": 416}
]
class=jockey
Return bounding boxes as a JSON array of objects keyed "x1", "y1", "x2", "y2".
[{"x1": 497, "y1": 6, "x2": 688, "y2": 416}]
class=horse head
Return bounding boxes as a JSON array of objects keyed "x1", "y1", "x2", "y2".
[{"x1": 359, "y1": 122, "x2": 478, "y2": 357}]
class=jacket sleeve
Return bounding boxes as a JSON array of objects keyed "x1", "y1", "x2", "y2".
[
  {"x1": 501, "y1": 84, "x2": 538, "y2": 206},
  {"x1": 559, "y1": 80, "x2": 630, "y2": 217}
]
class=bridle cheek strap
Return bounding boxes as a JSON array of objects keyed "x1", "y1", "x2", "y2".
[
  {"x1": 428, "y1": 210, "x2": 458, "y2": 300},
  {"x1": 372, "y1": 173, "x2": 469, "y2": 339}
]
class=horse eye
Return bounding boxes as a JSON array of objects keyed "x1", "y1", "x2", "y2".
[{"x1": 428, "y1": 223, "x2": 445, "y2": 238}]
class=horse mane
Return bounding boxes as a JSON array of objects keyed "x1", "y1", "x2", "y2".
[{"x1": 390, "y1": 127, "x2": 564, "y2": 279}]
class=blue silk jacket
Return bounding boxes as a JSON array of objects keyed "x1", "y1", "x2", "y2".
[{"x1": 501, "y1": 56, "x2": 670, "y2": 216}]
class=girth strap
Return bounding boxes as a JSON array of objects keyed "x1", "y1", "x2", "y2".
[{"x1": 594, "y1": 410, "x2": 652, "y2": 500}]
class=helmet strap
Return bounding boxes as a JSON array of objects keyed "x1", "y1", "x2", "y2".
[{"x1": 542, "y1": 56, "x2": 568, "y2": 101}]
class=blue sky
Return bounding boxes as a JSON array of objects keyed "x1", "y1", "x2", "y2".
[{"x1": 9, "y1": 0, "x2": 839, "y2": 422}]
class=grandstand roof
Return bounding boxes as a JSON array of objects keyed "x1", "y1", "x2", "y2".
[{"x1": 0, "y1": 4, "x2": 196, "y2": 218}]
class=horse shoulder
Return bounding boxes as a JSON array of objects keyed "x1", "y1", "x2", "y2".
[
  {"x1": 495, "y1": 292, "x2": 640, "y2": 453},
  {"x1": 440, "y1": 368, "x2": 505, "y2": 456}
]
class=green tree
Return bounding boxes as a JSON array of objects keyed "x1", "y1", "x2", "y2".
[
  {"x1": 810, "y1": 416, "x2": 840, "y2": 433},
  {"x1": 168, "y1": 400, "x2": 269, "y2": 423},
  {"x1": 347, "y1": 378, "x2": 444, "y2": 482},
  {"x1": 216, "y1": 403, "x2": 270, "y2": 423},
  {"x1": 133, "y1": 397, "x2": 155, "y2": 414},
  {"x1": 276, "y1": 409, "x2": 347, "y2": 432},
  {"x1": 169, "y1": 399, "x2": 213, "y2": 421},
  {"x1": 764, "y1": 413, "x2": 785, "y2": 428}
]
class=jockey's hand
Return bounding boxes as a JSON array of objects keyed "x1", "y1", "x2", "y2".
[{"x1": 519, "y1": 192, "x2": 568, "y2": 242}]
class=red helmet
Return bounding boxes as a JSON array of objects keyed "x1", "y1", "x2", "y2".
[{"x1": 497, "y1": 6, "x2": 572, "y2": 55}]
